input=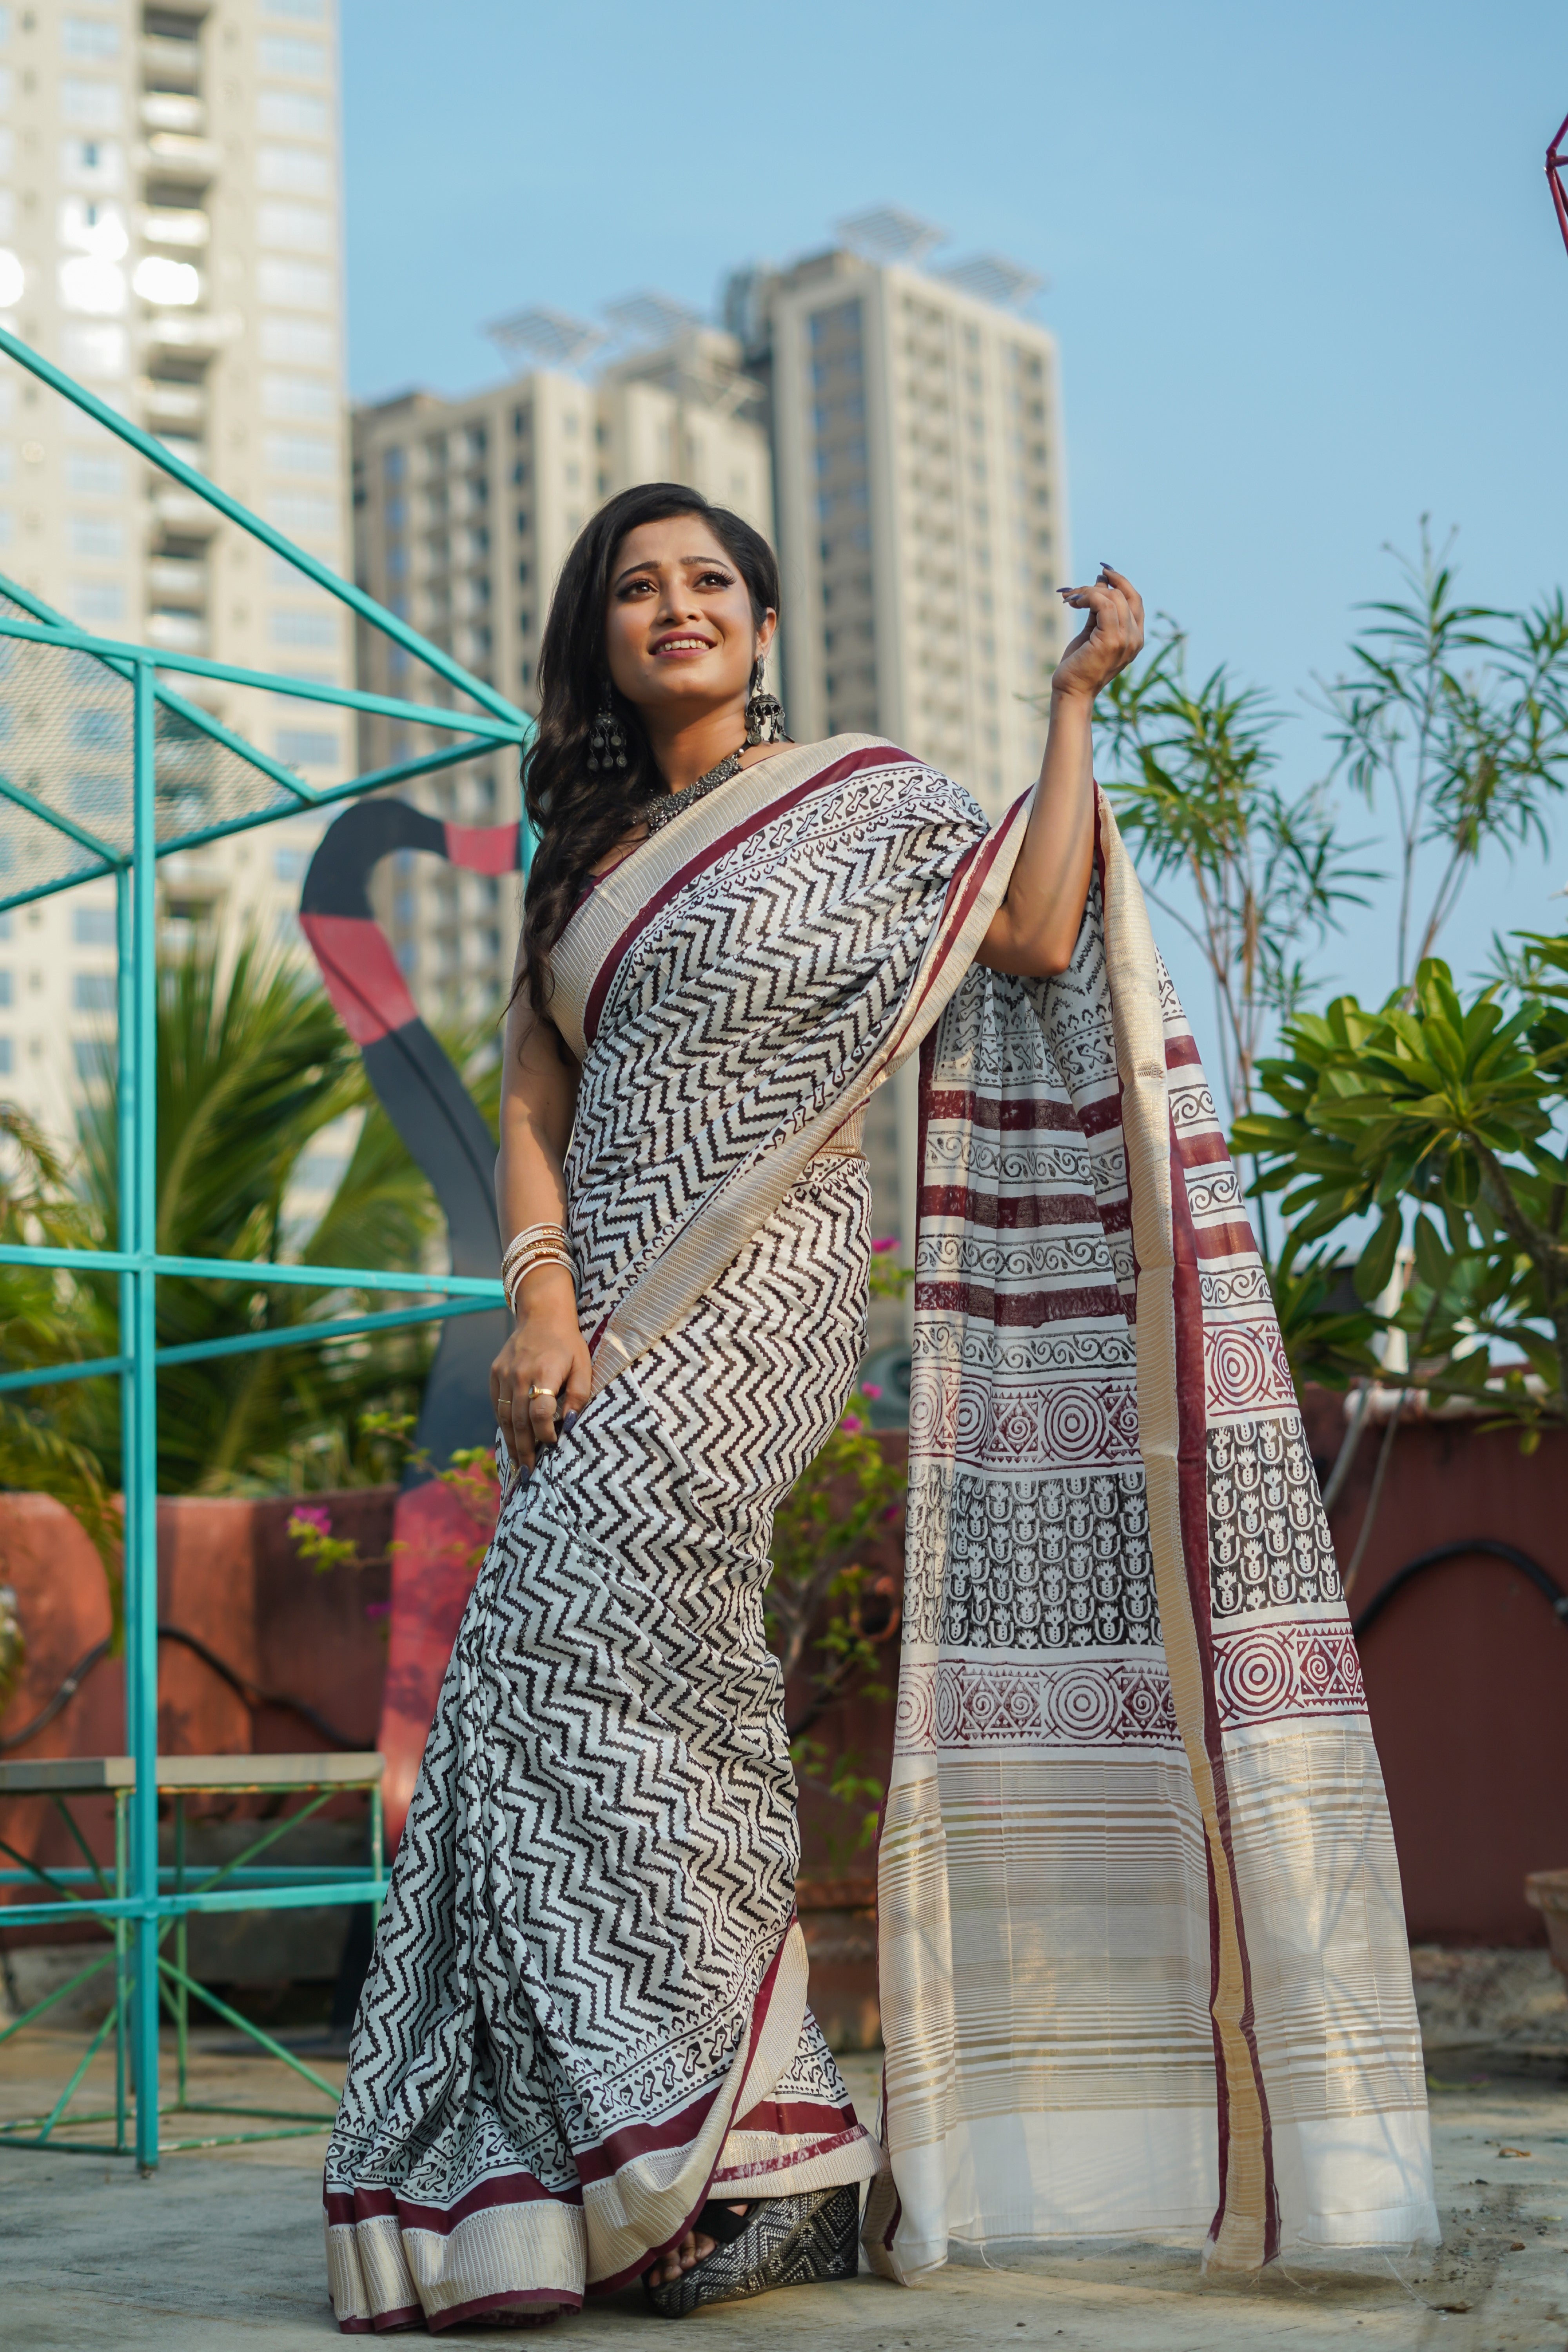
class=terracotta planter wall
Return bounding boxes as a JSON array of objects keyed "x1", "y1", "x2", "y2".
[{"x1": 4, "y1": 1397, "x2": 1564, "y2": 1977}]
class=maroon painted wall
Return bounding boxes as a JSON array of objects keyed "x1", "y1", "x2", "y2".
[
  {"x1": 1301, "y1": 1391, "x2": 1568, "y2": 1945},
  {"x1": 4, "y1": 1398, "x2": 1564, "y2": 1953}
]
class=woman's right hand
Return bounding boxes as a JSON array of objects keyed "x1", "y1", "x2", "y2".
[{"x1": 489, "y1": 1265, "x2": 592, "y2": 1477}]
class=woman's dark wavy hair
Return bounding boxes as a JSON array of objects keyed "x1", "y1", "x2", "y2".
[{"x1": 518, "y1": 482, "x2": 780, "y2": 1018}]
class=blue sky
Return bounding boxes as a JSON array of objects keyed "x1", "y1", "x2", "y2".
[{"x1": 340, "y1": 0, "x2": 1568, "y2": 1021}]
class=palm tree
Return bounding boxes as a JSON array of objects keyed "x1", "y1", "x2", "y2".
[{"x1": 0, "y1": 929, "x2": 454, "y2": 1506}]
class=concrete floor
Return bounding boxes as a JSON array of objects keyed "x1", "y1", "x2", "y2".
[{"x1": 2, "y1": 2034, "x2": 1566, "y2": 2350}]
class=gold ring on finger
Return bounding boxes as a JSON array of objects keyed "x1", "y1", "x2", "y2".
[{"x1": 528, "y1": 1383, "x2": 555, "y2": 1403}]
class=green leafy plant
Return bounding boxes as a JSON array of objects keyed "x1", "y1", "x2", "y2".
[
  {"x1": 1320, "y1": 523, "x2": 1568, "y2": 993},
  {"x1": 1098, "y1": 623, "x2": 1376, "y2": 1137},
  {"x1": 1236, "y1": 950, "x2": 1568, "y2": 1443},
  {"x1": 0, "y1": 1107, "x2": 125, "y2": 1642}
]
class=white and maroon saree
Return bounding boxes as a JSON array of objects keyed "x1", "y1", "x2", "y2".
[
  {"x1": 864, "y1": 784, "x2": 1438, "y2": 2278},
  {"x1": 323, "y1": 736, "x2": 1434, "y2": 2331}
]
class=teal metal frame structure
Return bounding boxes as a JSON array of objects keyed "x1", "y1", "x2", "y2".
[{"x1": 0, "y1": 327, "x2": 534, "y2": 2166}]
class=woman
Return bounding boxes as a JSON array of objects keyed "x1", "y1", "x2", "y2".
[{"x1": 325, "y1": 486, "x2": 1437, "y2": 2330}]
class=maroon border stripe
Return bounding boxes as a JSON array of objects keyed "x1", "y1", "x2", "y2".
[
  {"x1": 1168, "y1": 1107, "x2": 1279, "y2": 2263},
  {"x1": 428, "y1": 2286, "x2": 582, "y2": 2331},
  {"x1": 912, "y1": 1279, "x2": 1128, "y2": 1326},
  {"x1": 918, "y1": 1185, "x2": 1117, "y2": 1230},
  {"x1": 582, "y1": 745, "x2": 906, "y2": 1048},
  {"x1": 726, "y1": 2096, "x2": 860, "y2": 2136},
  {"x1": 325, "y1": 2166, "x2": 580, "y2": 2233},
  {"x1": 586, "y1": 1914, "x2": 798, "y2": 2296},
  {"x1": 923, "y1": 1089, "x2": 1087, "y2": 1134}
]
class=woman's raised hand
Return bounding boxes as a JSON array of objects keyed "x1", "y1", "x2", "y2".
[
  {"x1": 490, "y1": 1265, "x2": 592, "y2": 1478},
  {"x1": 1052, "y1": 565, "x2": 1145, "y2": 704}
]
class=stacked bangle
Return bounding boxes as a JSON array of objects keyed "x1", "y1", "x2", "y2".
[{"x1": 502, "y1": 1222, "x2": 575, "y2": 1314}]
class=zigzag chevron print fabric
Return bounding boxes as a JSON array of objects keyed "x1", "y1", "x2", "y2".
[
  {"x1": 324, "y1": 743, "x2": 997, "y2": 2332},
  {"x1": 865, "y1": 802, "x2": 1439, "y2": 2281},
  {"x1": 325, "y1": 1162, "x2": 883, "y2": 2330}
]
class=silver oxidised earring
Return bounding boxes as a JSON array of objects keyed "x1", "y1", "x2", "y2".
[
  {"x1": 588, "y1": 680, "x2": 629, "y2": 773},
  {"x1": 744, "y1": 659, "x2": 788, "y2": 747}
]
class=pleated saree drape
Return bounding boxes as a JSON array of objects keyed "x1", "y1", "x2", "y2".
[{"x1": 323, "y1": 737, "x2": 1435, "y2": 2332}]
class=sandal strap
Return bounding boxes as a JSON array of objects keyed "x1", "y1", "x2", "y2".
[{"x1": 695, "y1": 2198, "x2": 757, "y2": 2246}]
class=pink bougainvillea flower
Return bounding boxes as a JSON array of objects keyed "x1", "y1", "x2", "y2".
[
  {"x1": 882, "y1": 1502, "x2": 903, "y2": 1523},
  {"x1": 363, "y1": 1600, "x2": 392, "y2": 1621},
  {"x1": 840, "y1": 1413, "x2": 864, "y2": 1434},
  {"x1": 291, "y1": 1504, "x2": 332, "y2": 1537},
  {"x1": 860, "y1": 1383, "x2": 883, "y2": 1400},
  {"x1": 871, "y1": 1236, "x2": 900, "y2": 1255}
]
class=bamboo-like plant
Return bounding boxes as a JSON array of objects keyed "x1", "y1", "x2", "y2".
[{"x1": 1320, "y1": 523, "x2": 1568, "y2": 993}]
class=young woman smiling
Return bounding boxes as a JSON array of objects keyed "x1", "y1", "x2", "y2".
[{"x1": 324, "y1": 486, "x2": 1436, "y2": 2330}]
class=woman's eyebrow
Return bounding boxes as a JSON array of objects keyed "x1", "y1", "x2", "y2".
[{"x1": 612, "y1": 554, "x2": 733, "y2": 590}]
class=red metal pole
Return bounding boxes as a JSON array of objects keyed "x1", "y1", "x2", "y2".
[{"x1": 1548, "y1": 110, "x2": 1568, "y2": 261}]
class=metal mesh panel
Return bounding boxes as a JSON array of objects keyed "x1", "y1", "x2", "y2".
[{"x1": 0, "y1": 601, "x2": 307, "y2": 904}]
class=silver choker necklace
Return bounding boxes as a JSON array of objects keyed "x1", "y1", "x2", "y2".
[{"x1": 640, "y1": 748, "x2": 744, "y2": 835}]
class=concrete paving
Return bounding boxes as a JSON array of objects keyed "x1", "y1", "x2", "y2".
[{"x1": 2, "y1": 2034, "x2": 1566, "y2": 2350}]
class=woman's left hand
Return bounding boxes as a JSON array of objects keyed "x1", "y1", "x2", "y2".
[{"x1": 1051, "y1": 565, "x2": 1145, "y2": 705}]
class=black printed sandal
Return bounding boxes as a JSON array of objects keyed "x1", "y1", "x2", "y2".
[{"x1": 642, "y1": 2183, "x2": 860, "y2": 2319}]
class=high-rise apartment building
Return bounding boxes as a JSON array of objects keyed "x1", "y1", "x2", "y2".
[
  {"x1": 733, "y1": 232, "x2": 1069, "y2": 817},
  {"x1": 731, "y1": 224, "x2": 1071, "y2": 1273},
  {"x1": 350, "y1": 230, "x2": 1068, "y2": 1325},
  {"x1": 350, "y1": 323, "x2": 773, "y2": 1026},
  {"x1": 0, "y1": 0, "x2": 350, "y2": 1140}
]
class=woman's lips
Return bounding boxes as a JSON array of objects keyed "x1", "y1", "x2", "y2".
[{"x1": 651, "y1": 635, "x2": 716, "y2": 658}]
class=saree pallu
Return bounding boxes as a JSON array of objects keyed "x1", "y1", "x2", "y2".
[
  {"x1": 324, "y1": 739, "x2": 1007, "y2": 2330},
  {"x1": 864, "y1": 792, "x2": 1439, "y2": 2277}
]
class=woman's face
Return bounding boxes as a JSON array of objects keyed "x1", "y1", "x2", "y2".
[{"x1": 603, "y1": 515, "x2": 774, "y2": 722}]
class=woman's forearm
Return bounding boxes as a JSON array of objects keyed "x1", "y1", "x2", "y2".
[
  {"x1": 976, "y1": 566, "x2": 1145, "y2": 980},
  {"x1": 975, "y1": 687, "x2": 1096, "y2": 977},
  {"x1": 491, "y1": 993, "x2": 591, "y2": 1470}
]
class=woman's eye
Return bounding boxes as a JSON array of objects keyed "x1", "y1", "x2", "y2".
[{"x1": 698, "y1": 570, "x2": 732, "y2": 588}]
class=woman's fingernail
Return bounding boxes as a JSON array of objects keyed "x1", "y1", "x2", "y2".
[{"x1": 561, "y1": 1410, "x2": 577, "y2": 1434}]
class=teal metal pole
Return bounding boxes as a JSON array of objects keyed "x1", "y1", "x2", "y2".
[
  {"x1": 0, "y1": 324, "x2": 523, "y2": 728},
  {"x1": 128, "y1": 659, "x2": 161, "y2": 2169},
  {"x1": 113, "y1": 865, "x2": 136, "y2": 2143}
]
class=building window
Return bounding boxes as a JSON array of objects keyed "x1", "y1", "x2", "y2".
[
  {"x1": 258, "y1": 142, "x2": 332, "y2": 197},
  {"x1": 0, "y1": 971, "x2": 11, "y2": 1007},
  {"x1": 265, "y1": 430, "x2": 334, "y2": 476},
  {"x1": 261, "y1": 315, "x2": 334, "y2": 366},
  {"x1": 66, "y1": 453, "x2": 123, "y2": 497},
  {"x1": 258, "y1": 89, "x2": 331, "y2": 138},
  {"x1": 258, "y1": 259, "x2": 333, "y2": 311},
  {"x1": 73, "y1": 906, "x2": 116, "y2": 946},
  {"x1": 60, "y1": 79, "x2": 122, "y2": 131},
  {"x1": 260, "y1": 34, "x2": 328, "y2": 79},
  {"x1": 271, "y1": 609, "x2": 337, "y2": 648},
  {"x1": 74, "y1": 1038, "x2": 114, "y2": 1083},
  {"x1": 69, "y1": 580, "x2": 125, "y2": 623},
  {"x1": 69, "y1": 514, "x2": 125, "y2": 559},
  {"x1": 276, "y1": 728, "x2": 339, "y2": 768},
  {"x1": 263, "y1": 369, "x2": 332, "y2": 419},
  {"x1": 72, "y1": 972, "x2": 115, "y2": 1012}
]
